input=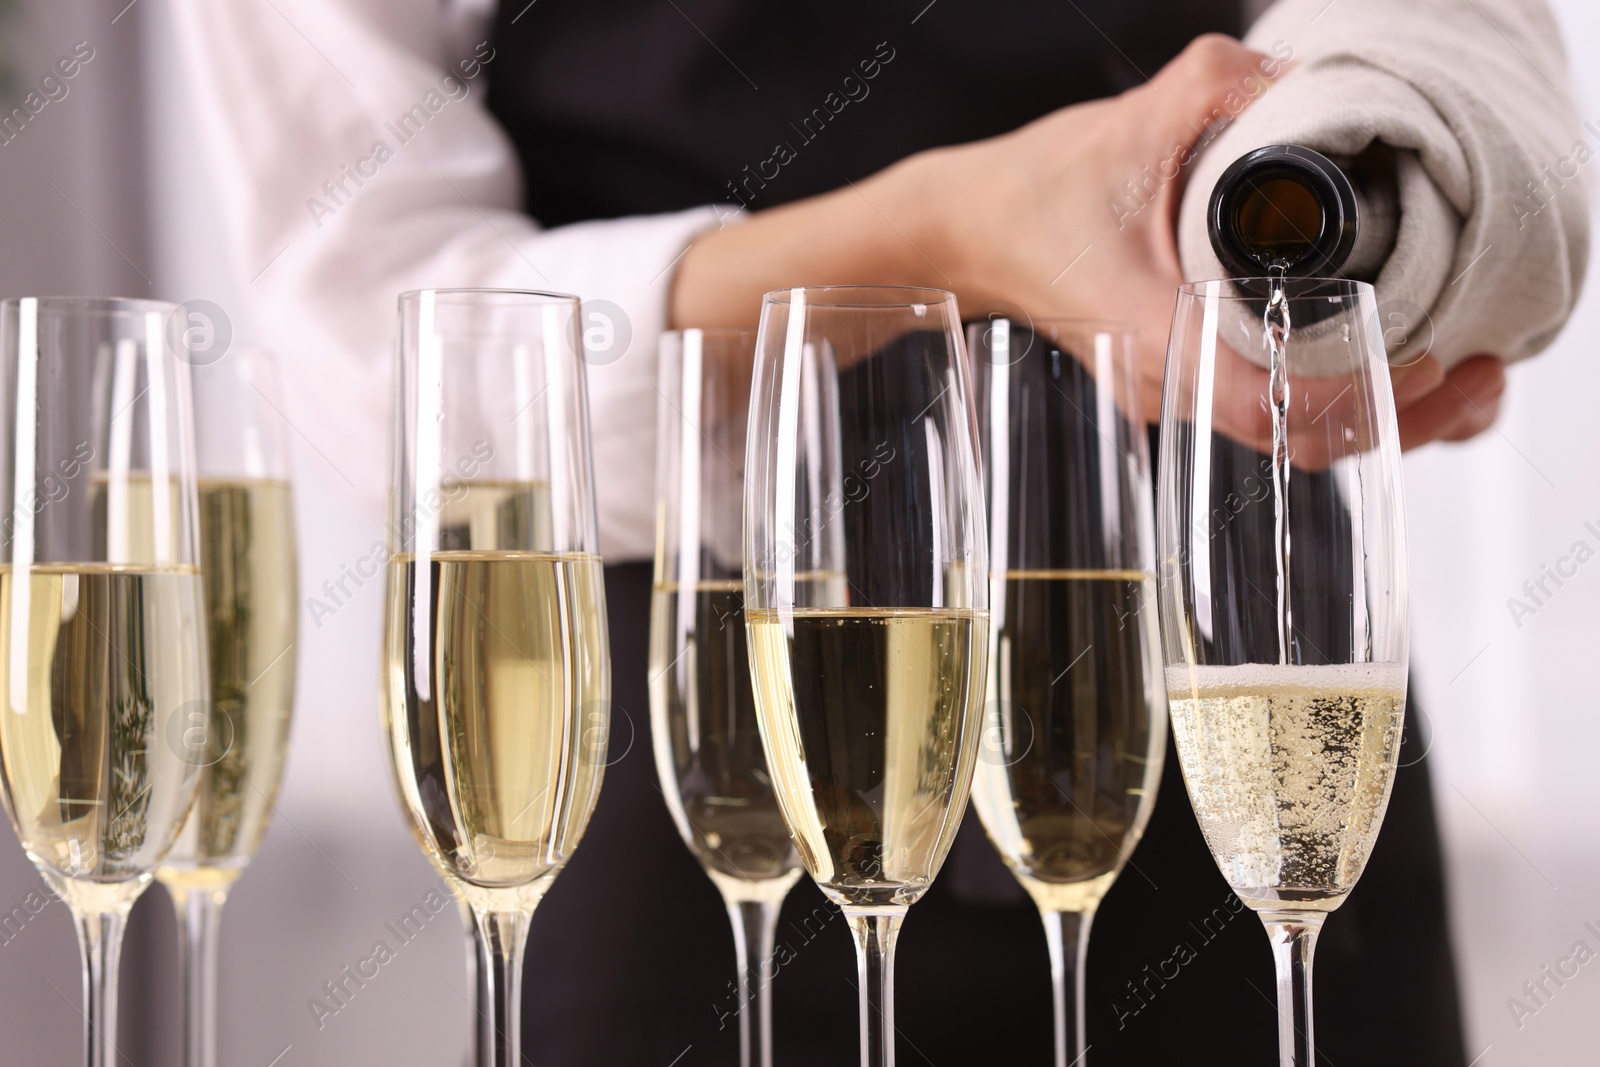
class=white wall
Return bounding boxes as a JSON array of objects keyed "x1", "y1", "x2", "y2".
[
  {"x1": 1409, "y1": 3, "x2": 1600, "y2": 1060},
  {"x1": 0, "y1": 3, "x2": 169, "y2": 1063}
]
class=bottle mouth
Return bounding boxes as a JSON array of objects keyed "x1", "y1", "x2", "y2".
[{"x1": 1207, "y1": 145, "x2": 1361, "y2": 284}]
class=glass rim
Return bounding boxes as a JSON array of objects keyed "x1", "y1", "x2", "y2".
[
  {"x1": 0, "y1": 295, "x2": 179, "y2": 316},
  {"x1": 1175, "y1": 276, "x2": 1375, "y2": 300},
  {"x1": 761, "y1": 284, "x2": 956, "y2": 309},
  {"x1": 971, "y1": 315, "x2": 1136, "y2": 338},
  {"x1": 397, "y1": 287, "x2": 580, "y2": 307}
]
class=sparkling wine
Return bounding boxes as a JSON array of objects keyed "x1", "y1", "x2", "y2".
[
  {"x1": 746, "y1": 606, "x2": 987, "y2": 908},
  {"x1": 159, "y1": 479, "x2": 297, "y2": 890},
  {"x1": 383, "y1": 549, "x2": 609, "y2": 910},
  {"x1": 0, "y1": 564, "x2": 207, "y2": 902},
  {"x1": 649, "y1": 579, "x2": 798, "y2": 895},
  {"x1": 970, "y1": 570, "x2": 1164, "y2": 913},
  {"x1": 1166, "y1": 663, "x2": 1406, "y2": 911},
  {"x1": 1265, "y1": 263, "x2": 1295, "y2": 664}
]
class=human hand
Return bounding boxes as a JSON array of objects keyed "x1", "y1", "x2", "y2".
[
  {"x1": 1162, "y1": 349, "x2": 1506, "y2": 472},
  {"x1": 908, "y1": 37, "x2": 1503, "y2": 453},
  {"x1": 907, "y1": 34, "x2": 1279, "y2": 422},
  {"x1": 1395, "y1": 355, "x2": 1506, "y2": 449},
  {"x1": 671, "y1": 33, "x2": 1278, "y2": 374},
  {"x1": 671, "y1": 34, "x2": 1504, "y2": 452}
]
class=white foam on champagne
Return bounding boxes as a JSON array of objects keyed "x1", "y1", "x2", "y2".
[{"x1": 1165, "y1": 661, "x2": 1407, "y2": 698}]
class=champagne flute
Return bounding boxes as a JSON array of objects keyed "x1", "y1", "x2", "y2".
[
  {"x1": 650, "y1": 328, "x2": 802, "y2": 1067},
  {"x1": 1155, "y1": 278, "x2": 1408, "y2": 1067},
  {"x1": 743, "y1": 286, "x2": 989, "y2": 1067},
  {"x1": 0, "y1": 296, "x2": 209, "y2": 1067},
  {"x1": 966, "y1": 319, "x2": 1165, "y2": 1067},
  {"x1": 383, "y1": 288, "x2": 610, "y2": 1067},
  {"x1": 157, "y1": 344, "x2": 298, "y2": 1067}
]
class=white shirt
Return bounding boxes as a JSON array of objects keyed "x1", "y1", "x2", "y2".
[
  {"x1": 164, "y1": 0, "x2": 1591, "y2": 566},
  {"x1": 165, "y1": 0, "x2": 731, "y2": 563}
]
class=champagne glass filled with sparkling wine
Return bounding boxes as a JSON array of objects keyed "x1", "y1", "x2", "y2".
[
  {"x1": 0, "y1": 297, "x2": 209, "y2": 1067},
  {"x1": 966, "y1": 319, "x2": 1166, "y2": 1067},
  {"x1": 383, "y1": 289, "x2": 610, "y2": 1067},
  {"x1": 650, "y1": 328, "x2": 801, "y2": 1067},
  {"x1": 744, "y1": 287, "x2": 989, "y2": 1067},
  {"x1": 1156, "y1": 278, "x2": 1408, "y2": 1067},
  {"x1": 156, "y1": 344, "x2": 298, "y2": 1067}
]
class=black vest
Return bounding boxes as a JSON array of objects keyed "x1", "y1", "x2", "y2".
[
  {"x1": 488, "y1": 0, "x2": 1240, "y2": 223},
  {"x1": 485, "y1": 5, "x2": 1466, "y2": 1064}
]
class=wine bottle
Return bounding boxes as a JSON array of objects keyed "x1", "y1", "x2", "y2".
[{"x1": 1207, "y1": 143, "x2": 1399, "y2": 281}]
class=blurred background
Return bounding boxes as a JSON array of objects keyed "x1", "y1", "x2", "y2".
[{"x1": 0, "y1": 1, "x2": 1593, "y2": 1064}]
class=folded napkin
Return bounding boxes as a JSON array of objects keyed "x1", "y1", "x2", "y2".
[{"x1": 1177, "y1": 0, "x2": 1592, "y2": 369}]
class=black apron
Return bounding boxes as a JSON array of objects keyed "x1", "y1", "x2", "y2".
[{"x1": 486, "y1": 4, "x2": 1467, "y2": 1063}]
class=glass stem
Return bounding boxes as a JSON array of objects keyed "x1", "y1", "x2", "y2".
[
  {"x1": 73, "y1": 904, "x2": 133, "y2": 1067},
  {"x1": 458, "y1": 898, "x2": 483, "y2": 1067},
  {"x1": 1041, "y1": 908, "x2": 1094, "y2": 1067},
  {"x1": 725, "y1": 896, "x2": 783, "y2": 1067},
  {"x1": 844, "y1": 907, "x2": 904, "y2": 1067},
  {"x1": 170, "y1": 884, "x2": 228, "y2": 1067},
  {"x1": 1263, "y1": 912, "x2": 1324, "y2": 1067},
  {"x1": 471, "y1": 908, "x2": 533, "y2": 1067}
]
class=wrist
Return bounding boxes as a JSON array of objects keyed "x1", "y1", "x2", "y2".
[
  {"x1": 668, "y1": 150, "x2": 968, "y2": 329},
  {"x1": 871, "y1": 149, "x2": 966, "y2": 296}
]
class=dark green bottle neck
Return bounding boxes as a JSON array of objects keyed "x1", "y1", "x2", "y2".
[{"x1": 1208, "y1": 144, "x2": 1360, "y2": 279}]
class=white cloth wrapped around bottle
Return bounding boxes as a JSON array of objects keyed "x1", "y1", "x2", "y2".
[{"x1": 1177, "y1": 0, "x2": 1592, "y2": 370}]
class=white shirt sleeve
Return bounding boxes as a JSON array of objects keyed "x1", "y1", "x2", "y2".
[{"x1": 164, "y1": 0, "x2": 734, "y2": 561}]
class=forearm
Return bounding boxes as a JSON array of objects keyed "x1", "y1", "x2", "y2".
[{"x1": 669, "y1": 158, "x2": 952, "y2": 328}]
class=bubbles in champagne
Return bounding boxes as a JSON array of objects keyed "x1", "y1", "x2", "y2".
[{"x1": 1166, "y1": 663, "x2": 1406, "y2": 912}]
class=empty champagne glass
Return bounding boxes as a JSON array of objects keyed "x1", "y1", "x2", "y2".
[
  {"x1": 0, "y1": 296, "x2": 209, "y2": 1067},
  {"x1": 966, "y1": 319, "x2": 1165, "y2": 1067},
  {"x1": 651, "y1": 328, "x2": 802, "y2": 1067},
  {"x1": 383, "y1": 289, "x2": 610, "y2": 1067},
  {"x1": 1156, "y1": 278, "x2": 1408, "y2": 1067},
  {"x1": 157, "y1": 344, "x2": 298, "y2": 1067},
  {"x1": 743, "y1": 286, "x2": 989, "y2": 1067}
]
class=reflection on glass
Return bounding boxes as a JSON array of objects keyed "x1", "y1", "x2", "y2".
[
  {"x1": 1156, "y1": 278, "x2": 1409, "y2": 1067},
  {"x1": 382, "y1": 289, "x2": 611, "y2": 1067},
  {"x1": 744, "y1": 287, "x2": 989, "y2": 1067},
  {"x1": 0, "y1": 296, "x2": 209, "y2": 1067},
  {"x1": 157, "y1": 345, "x2": 299, "y2": 1067},
  {"x1": 967, "y1": 319, "x2": 1165, "y2": 1067},
  {"x1": 650, "y1": 329, "x2": 801, "y2": 1067}
]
